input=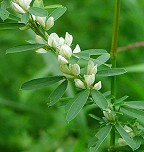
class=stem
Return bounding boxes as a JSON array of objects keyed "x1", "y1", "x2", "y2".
[{"x1": 110, "y1": 0, "x2": 120, "y2": 151}]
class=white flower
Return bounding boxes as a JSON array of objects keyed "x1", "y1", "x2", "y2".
[
  {"x1": 12, "y1": 0, "x2": 32, "y2": 12},
  {"x1": 87, "y1": 60, "x2": 97, "y2": 75},
  {"x1": 93, "y1": 81, "x2": 101, "y2": 90},
  {"x1": 11, "y1": 2, "x2": 25, "y2": 14},
  {"x1": 58, "y1": 55, "x2": 68, "y2": 64},
  {"x1": 45, "y1": 17, "x2": 54, "y2": 30},
  {"x1": 73, "y1": 44, "x2": 81, "y2": 53},
  {"x1": 59, "y1": 44, "x2": 72, "y2": 59},
  {"x1": 18, "y1": 0, "x2": 32, "y2": 10},
  {"x1": 59, "y1": 64, "x2": 71, "y2": 75},
  {"x1": 59, "y1": 37, "x2": 65, "y2": 46},
  {"x1": 84, "y1": 74, "x2": 95, "y2": 87},
  {"x1": 35, "y1": 16, "x2": 46, "y2": 27},
  {"x1": 74, "y1": 79, "x2": 86, "y2": 89},
  {"x1": 69, "y1": 64, "x2": 80, "y2": 76},
  {"x1": 48, "y1": 33, "x2": 60, "y2": 48},
  {"x1": 35, "y1": 35, "x2": 46, "y2": 44},
  {"x1": 35, "y1": 48, "x2": 47, "y2": 54},
  {"x1": 65, "y1": 32, "x2": 73, "y2": 46}
]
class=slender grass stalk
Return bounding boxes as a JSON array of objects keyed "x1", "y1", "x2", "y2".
[{"x1": 110, "y1": 0, "x2": 120, "y2": 151}]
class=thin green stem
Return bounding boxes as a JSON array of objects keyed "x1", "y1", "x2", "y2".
[{"x1": 110, "y1": 0, "x2": 120, "y2": 151}]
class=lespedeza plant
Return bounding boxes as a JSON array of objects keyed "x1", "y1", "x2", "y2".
[{"x1": 1, "y1": 0, "x2": 144, "y2": 151}]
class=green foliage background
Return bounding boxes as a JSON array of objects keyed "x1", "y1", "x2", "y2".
[{"x1": 0, "y1": 0, "x2": 144, "y2": 151}]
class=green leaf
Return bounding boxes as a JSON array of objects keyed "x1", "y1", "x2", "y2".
[
  {"x1": 74, "y1": 49, "x2": 107, "y2": 60},
  {"x1": 21, "y1": 76, "x2": 65, "y2": 90},
  {"x1": 91, "y1": 90, "x2": 108, "y2": 109},
  {"x1": 124, "y1": 101, "x2": 144, "y2": 110},
  {"x1": 90, "y1": 125, "x2": 112, "y2": 152},
  {"x1": 89, "y1": 114, "x2": 103, "y2": 122},
  {"x1": 21, "y1": 12, "x2": 29, "y2": 24},
  {"x1": 28, "y1": 7, "x2": 48, "y2": 17},
  {"x1": 33, "y1": 0, "x2": 44, "y2": 8},
  {"x1": 114, "y1": 96, "x2": 129, "y2": 106},
  {"x1": 0, "y1": 9, "x2": 9, "y2": 21},
  {"x1": 121, "y1": 106, "x2": 144, "y2": 120},
  {"x1": 133, "y1": 136, "x2": 142, "y2": 150},
  {"x1": 115, "y1": 124, "x2": 136, "y2": 150},
  {"x1": 94, "y1": 53, "x2": 110, "y2": 66},
  {"x1": 6, "y1": 44, "x2": 45, "y2": 54},
  {"x1": 66, "y1": 89, "x2": 90, "y2": 122},
  {"x1": 45, "y1": 4, "x2": 63, "y2": 9},
  {"x1": 0, "y1": 23, "x2": 24, "y2": 30},
  {"x1": 49, "y1": 7, "x2": 67, "y2": 21},
  {"x1": 8, "y1": 14, "x2": 20, "y2": 21},
  {"x1": 48, "y1": 80, "x2": 68, "y2": 106},
  {"x1": 97, "y1": 68, "x2": 127, "y2": 77},
  {"x1": 125, "y1": 63, "x2": 144, "y2": 73}
]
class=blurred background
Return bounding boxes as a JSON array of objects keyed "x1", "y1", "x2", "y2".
[{"x1": 0, "y1": 0, "x2": 144, "y2": 151}]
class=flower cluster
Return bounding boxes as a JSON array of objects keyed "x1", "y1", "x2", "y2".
[
  {"x1": 11, "y1": 1, "x2": 54, "y2": 31},
  {"x1": 48, "y1": 32, "x2": 81, "y2": 77},
  {"x1": 11, "y1": 1, "x2": 102, "y2": 91},
  {"x1": 74, "y1": 60, "x2": 101, "y2": 90},
  {"x1": 35, "y1": 32, "x2": 102, "y2": 90}
]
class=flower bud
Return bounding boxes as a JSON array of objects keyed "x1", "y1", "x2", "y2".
[
  {"x1": 74, "y1": 79, "x2": 86, "y2": 89},
  {"x1": 69, "y1": 64, "x2": 80, "y2": 76},
  {"x1": 93, "y1": 81, "x2": 102, "y2": 90},
  {"x1": 35, "y1": 48, "x2": 47, "y2": 53},
  {"x1": 73, "y1": 44, "x2": 81, "y2": 53},
  {"x1": 103, "y1": 109, "x2": 115, "y2": 121},
  {"x1": 19, "y1": 0, "x2": 32, "y2": 10},
  {"x1": 84, "y1": 74, "x2": 95, "y2": 87},
  {"x1": 59, "y1": 64, "x2": 71, "y2": 75},
  {"x1": 45, "y1": 17, "x2": 54, "y2": 30},
  {"x1": 118, "y1": 138, "x2": 127, "y2": 146},
  {"x1": 87, "y1": 60, "x2": 97, "y2": 75},
  {"x1": 48, "y1": 33, "x2": 60, "y2": 48},
  {"x1": 35, "y1": 35, "x2": 46, "y2": 44},
  {"x1": 65, "y1": 32, "x2": 73, "y2": 46},
  {"x1": 124, "y1": 125, "x2": 132, "y2": 133},
  {"x1": 58, "y1": 55, "x2": 68, "y2": 64},
  {"x1": 11, "y1": 2, "x2": 25, "y2": 14},
  {"x1": 59, "y1": 44, "x2": 72, "y2": 59},
  {"x1": 35, "y1": 16, "x2": 46, "y2": 27}
]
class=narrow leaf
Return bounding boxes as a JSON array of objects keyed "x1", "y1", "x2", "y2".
[
  {"x1": 0, "y1": 23, "x2": 24, "y2": 30},
  {"x1": 8, "y1": 14, "x2": 20, "y2": 21},
  {"x1": 6, "y1": 44, "x2": 45, "y2": 54},
  {"x1": 121, "y1": 106, "x2": 144, "y2": 120},
  {"x1": 66, "y1": 89, "x2": 90, "y2": 122},
  {"x1": 90, "y1": 125, "x2": 112, "y2": 152},
  {"x1": 92, "y1": 90, "x2": 108, "y2": 109},
  {"x1": 28, "y1": 7, "x2": 48, "y2": 17},
  {"x1": 21, "y1": 76, "x2": 65, "y2": 90},
  {"x1": 89, "y1": 114, "x2": 103, "y2": 122},
  {"x1": 21, "y1": 12, "x2": 29, "y2": 24},
  {"x1": 94, "y1": 53, "x2": 110, "y2": 66},
  {"x1": 134, "y1": 136, "x2": 142, "y2": 150},
  {"x1": 48, "y1": 80, "x2": 68, "y2": 106},
  {"x1": 45, "y1": 5, "x2": 63, "y2": 9},
  {"x1": 124, "y1": 101, "x2": 144, "y2": 110},
  {"x1": 74, "y1": 49, "x2": 107, "y2": 60},
  {"x1": 114, "y1": 96, "x2": 129, "y2": 106},
  {"x1": 115, "y1": 124, "x2": 135, "y2": 150},
  {"x1": 49, "y1": 7, "x2": 67, "y2": 21},
  {"x1": 97, "y1": 68, "x2": 127, "y2": 77}
]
